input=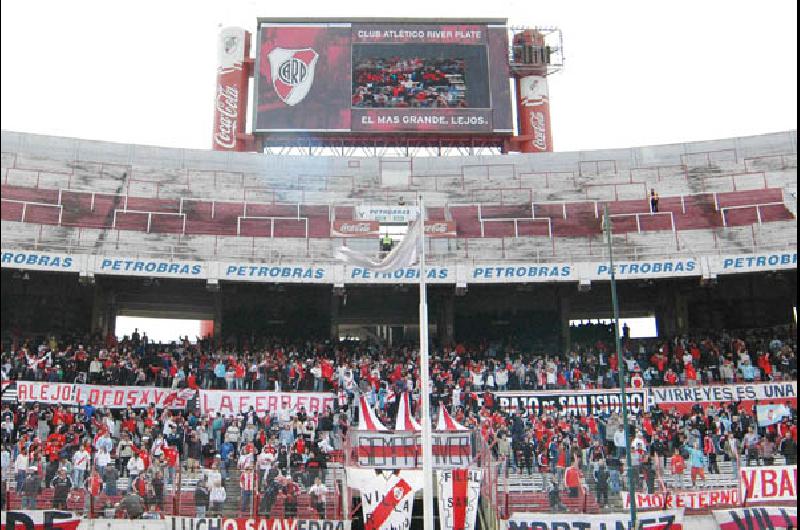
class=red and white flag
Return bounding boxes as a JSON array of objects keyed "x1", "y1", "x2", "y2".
[
  {"x1": 1, "y1": 511, "x2": 81, "y2": 530},
  {"x1": 359, "y1": 395, "x2": 387, "y2": 431},
  {"x1": 347, "y1": 469, "x2": 424, "y2": 530},
  {"x1": 436, "y1": 404, "x2": 467, "y2": 431},
  {"x1": 713, "y1": 507, "x2": 797, "y2": 530},
  {"x1": 437, "y1": 469, "x2": 482, "y2": 530},
  {"x1": 395, "y1": 392, "x2": 421, "y2": 431}
]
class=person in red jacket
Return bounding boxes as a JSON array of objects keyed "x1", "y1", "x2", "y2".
[{"x1": 563, "y1": 461, "x2": 583, "y2": 498}]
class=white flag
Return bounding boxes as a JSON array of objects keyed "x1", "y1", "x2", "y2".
[{"x1": 336, "y1": 218, "x2": 421, "y2": 272}]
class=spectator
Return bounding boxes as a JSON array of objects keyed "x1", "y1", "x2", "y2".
[
  {"x1": 194, "y1": 477, "x2": 210, "y2": 518},
  {"x1": 22, "y1": 467, "x2": 41, "y2": 510},
  {"x1": 240, "y1": 464, "x2": 255, "y2": 513},
  {"x1": 309, "y1": 476, "x2": 328, "y2": 517},
  {"x1": 51, "y1": 467, "x2": 73, "y2": 510},
  {"x1": 118, "y1": 491, "x2": 145, "y2": 519},
  {"x1": 103, "y1": 463, "x2": 119, "y2": 496},
  {"x1": 595, "y1": 462, "x2": 609, "y2": 507},
  {"x1": 685, "y1": 441, "x2": 706, "y2": 488},
  {"x1": 670, "y1": 448, "x2": 686, "y2": 489},
  {"x1": 209, "y1": 480, "x2": 226, "y2": 515}
]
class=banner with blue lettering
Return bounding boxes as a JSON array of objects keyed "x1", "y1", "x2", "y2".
[
  {"x1": 469, "y1": 263, "x2": 574, "y2": 282},
  {"x1": 92, "y1": 255, "x2": 208, "y2": 278},
  {"x1": 709, "y1": 252, "x2": 797, "y2": 275},
  {"x1": 1, "y1": 249, "x2": 82, "y2": 272},
  {"x1": 507, "y1": 509, "x2": 685, "y2": 530},
  {"x1": 581, "y1": 258, "x2": 700, "y2": 281},
  {"x1": 221, "y1": 262, "x2": 329, "y2": 282}
]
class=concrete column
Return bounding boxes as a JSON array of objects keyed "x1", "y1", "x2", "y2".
[
  {"x1": 440, "y1": 293, "x2": 455, "y2": 344},
  {"x1": 329, "y1": 292, "x2": 340, "y2": 340},
  {"x1": 90, "y1": 286, "x2": 105, "y2": 334},
  {"x1": 213, "y1": 292, "x2": 223, "y2": 338},
  {"x1": 559, "y1": 289, "x2": 571, "y2": 352},
  {"x1": 674, "y1": 291, "x2": 689, "y2": 335}
]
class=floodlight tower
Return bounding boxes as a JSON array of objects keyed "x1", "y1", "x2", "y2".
[{"x1": 509, "y1": 27, "x2": 564, "y2": 153}]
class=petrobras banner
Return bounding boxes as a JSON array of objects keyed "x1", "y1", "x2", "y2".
[
  {"x1": 580, "y1": 258, "x2": 700, "y2": 281},
  {"x1": 198, "y1": 389, "x2": 336, "y2": 416},
  {"x1": 346, "y1": 264, "x2": 452, "y2": 283},
  {"x1": 739, "y1": 465, "x2": 797, "y2": 503},
  {"x1": 622, "y1": 489, "x2": 740, "y2": 510},
  {"x1": 713, "y1": 507, "x2": 797, "y2": 530},
  {"x1": 346, "y1": 468, "x2": 424, "y2": 530},
  {"x1": 1, "y1": 511, "x2": 81, "y2": 530},
  {"x1": 469, "y1": 263, "x2": 574, "y2": 282},
  {"x1": 1, "y1": 249, "x2": 82, "y2": 272},
  {"x1": 93, "y1": 256, "x2": 208, "y2": 278},
  {"x1": 494, "y1": 388, "x2": 648, "y2": 417},
  {"x1": 437, "y1": 469, "x2": 482, "y2": 530},
  {"x1": 2, "y1": 248, "x2": 798, "y2": 285},
  {"x1": 14, "y1": 381, "x2": 193, "y2": 409},
  {"x1": 220, "y1": 262, "x2": 328, "y2": 282},
  {"x1": 170, "y1": 519, "x2": 351, "y2": 530},
  {"x1": 507, "y1": 509, "x2": 685, "y2": 530},
  {"x1": 709, "y1": 252, "x2": 798, "y2": 275},
  {"x1": 649, "y1": 382, "x2": 797, "y2": 413},
  {"x1": 356, "y1": 206, "x2": 419, "y2": 223}
]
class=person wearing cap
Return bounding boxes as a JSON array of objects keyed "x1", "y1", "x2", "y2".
[{"x1": 51, "y1": 467, "x2": 72, "y2": 509}]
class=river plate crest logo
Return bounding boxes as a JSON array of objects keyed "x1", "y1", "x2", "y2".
[{"x1": 268, "y1": 47, "x2": 319, "y2": 106}]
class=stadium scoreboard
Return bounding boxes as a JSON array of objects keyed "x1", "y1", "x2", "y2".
[{"x1": 253, "y1": 18, "x2": 514, "y2": 135}]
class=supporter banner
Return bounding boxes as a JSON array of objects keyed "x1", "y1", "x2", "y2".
[
  {"x1": 709, "y1": 252, "x2": 798, "y2": 275},
  {"x1": 713, "y1": 507, "x2": 797, "y2": 530},
  {"x1": 622, "y1": 490, "x2": 739, "y2": 510},
  {"x1": 649, "y1": 382, "x2": 798, "y2": 413},
  {"x1": 1, "y1": 250, "x2": 82, "y2": 272},
  {"x1": 739, "y1": 465, "x2": 797, "y2": 503},
  {"x1": 507, "y1": 509, "x2": 685, "y2": 530},
  {"x1": 437, "y1": 469, "x2": 482, "y2": 530},
  {"x1": 199, "y1": 389, "x2": 336, "y2": 416},
  {"x1": 15, "y1": 381, "x2": 192, "y2": 409},
  {"x1": 331, "y1": 220, "x2": 380, "y2": 238},
  {"x1": 347, "y1": 468, "x2": 424, "y2": 530},
  {"x1": 756, "y1": 404, "x2": 792, "y2": 427},
  {"x1": 1, "y1": 510, "x2": 81, "y2": 530},
  {"x1": 494, "y1": 389, "x2": 648, "y2": 417},
  {"x1": 353, "y1": 431, "x2": 473, "y2": 468},
  {"x1": 170, "y1": 518, "x2": 350, "y2": 530}
]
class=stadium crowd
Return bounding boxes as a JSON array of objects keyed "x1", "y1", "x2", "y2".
[
  {"x1": 0, "y1": 325, "x2": 796, "y2": 516},
  {"x1": 352, "y1": 57, "x2": 467, "y2": 108}
]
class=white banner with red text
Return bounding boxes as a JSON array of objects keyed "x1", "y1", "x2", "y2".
[
  {"x1": 347, "y1": 468, "x2": 424, "y2": 530},
  {"x1": 14, "y1": 381, "x2": 193, "y2": 409},
  {"x1": 199, "y1": 389, "x2": 336, "y2": 416},
  {"x1": 437, "y1": 469, "x2": 482, "y2": 530},
  {"x1": 648, "y1": 382, "x2": 797, "y2": 414},
  {"x1": 1, "y1": 511, "x2": 81, "y2": 530},
  {"x1": 713, "y1": 507, "x2": 797, "y2": 530},
  {"x1": 351, "y1": 430, "x2": 473, "y2": 469},
  {"x1": 622, "y1": 490, "x2": 740, "y2": 510},
  {"x1": 507, "y1": 509, "x2": 685, "y2": 530},
  {"x1": 739, "y1": 465, "x2": 797, "y2": 503},
  {"x1": 169, "y1": 518, "x2": 350, "y2": 530}
]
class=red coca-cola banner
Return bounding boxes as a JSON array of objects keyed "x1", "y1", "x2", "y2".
[
  {"x1": 213, "y1": 27, "x2": 251, "y2": 151},
  {"x1": 332, "y1": 220, "x2": 380, "y2": 238},
  {"x1": 425, "y1": 221, "x2": 457, "y2": 238}
]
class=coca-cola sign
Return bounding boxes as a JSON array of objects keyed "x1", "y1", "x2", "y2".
[
  {"x1": 425, "y1": 222, "x2": 457, "y2": 238},
  {"x1": 214, "y1": 85, "x2": 239, "y2": 149},
  {"x1": 332, "y1": 220, "x2": 380, "y2": 238},
  {"x1": 212, "y1": 27, "x2": 250, "y2": 152}
]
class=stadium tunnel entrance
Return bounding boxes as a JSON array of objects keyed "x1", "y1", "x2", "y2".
[{"x1": 1, "y1": 268, "x2": 796, "y2": 348}]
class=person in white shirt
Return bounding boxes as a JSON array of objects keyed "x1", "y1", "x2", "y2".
[
  {"x1": 209, "y1": 480, "x2": 226, "y2": 515},
  {"x1": 14, "y1": 451, "x2": 29, "y2": 492},
  {"x1": 127, "y1": 454, "x2": 145, "y2": 492},
  {"x1": 72, "y1": 447, "x2": 90, "y2": 488},
  {"x1": 309, "y1": 476, "x2": 329, "y2": 516},
  {"x1": 95, "y1": 446, "x2": 112, "y2": 475}
]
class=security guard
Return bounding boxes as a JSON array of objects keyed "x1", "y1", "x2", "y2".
[{"x1": 380, "y1": 233, "x2": 393, "y2": 252}]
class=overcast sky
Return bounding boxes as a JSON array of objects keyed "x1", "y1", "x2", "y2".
[{"x1": 1, "y1": 0, "x2": 796, "y2": 153}]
